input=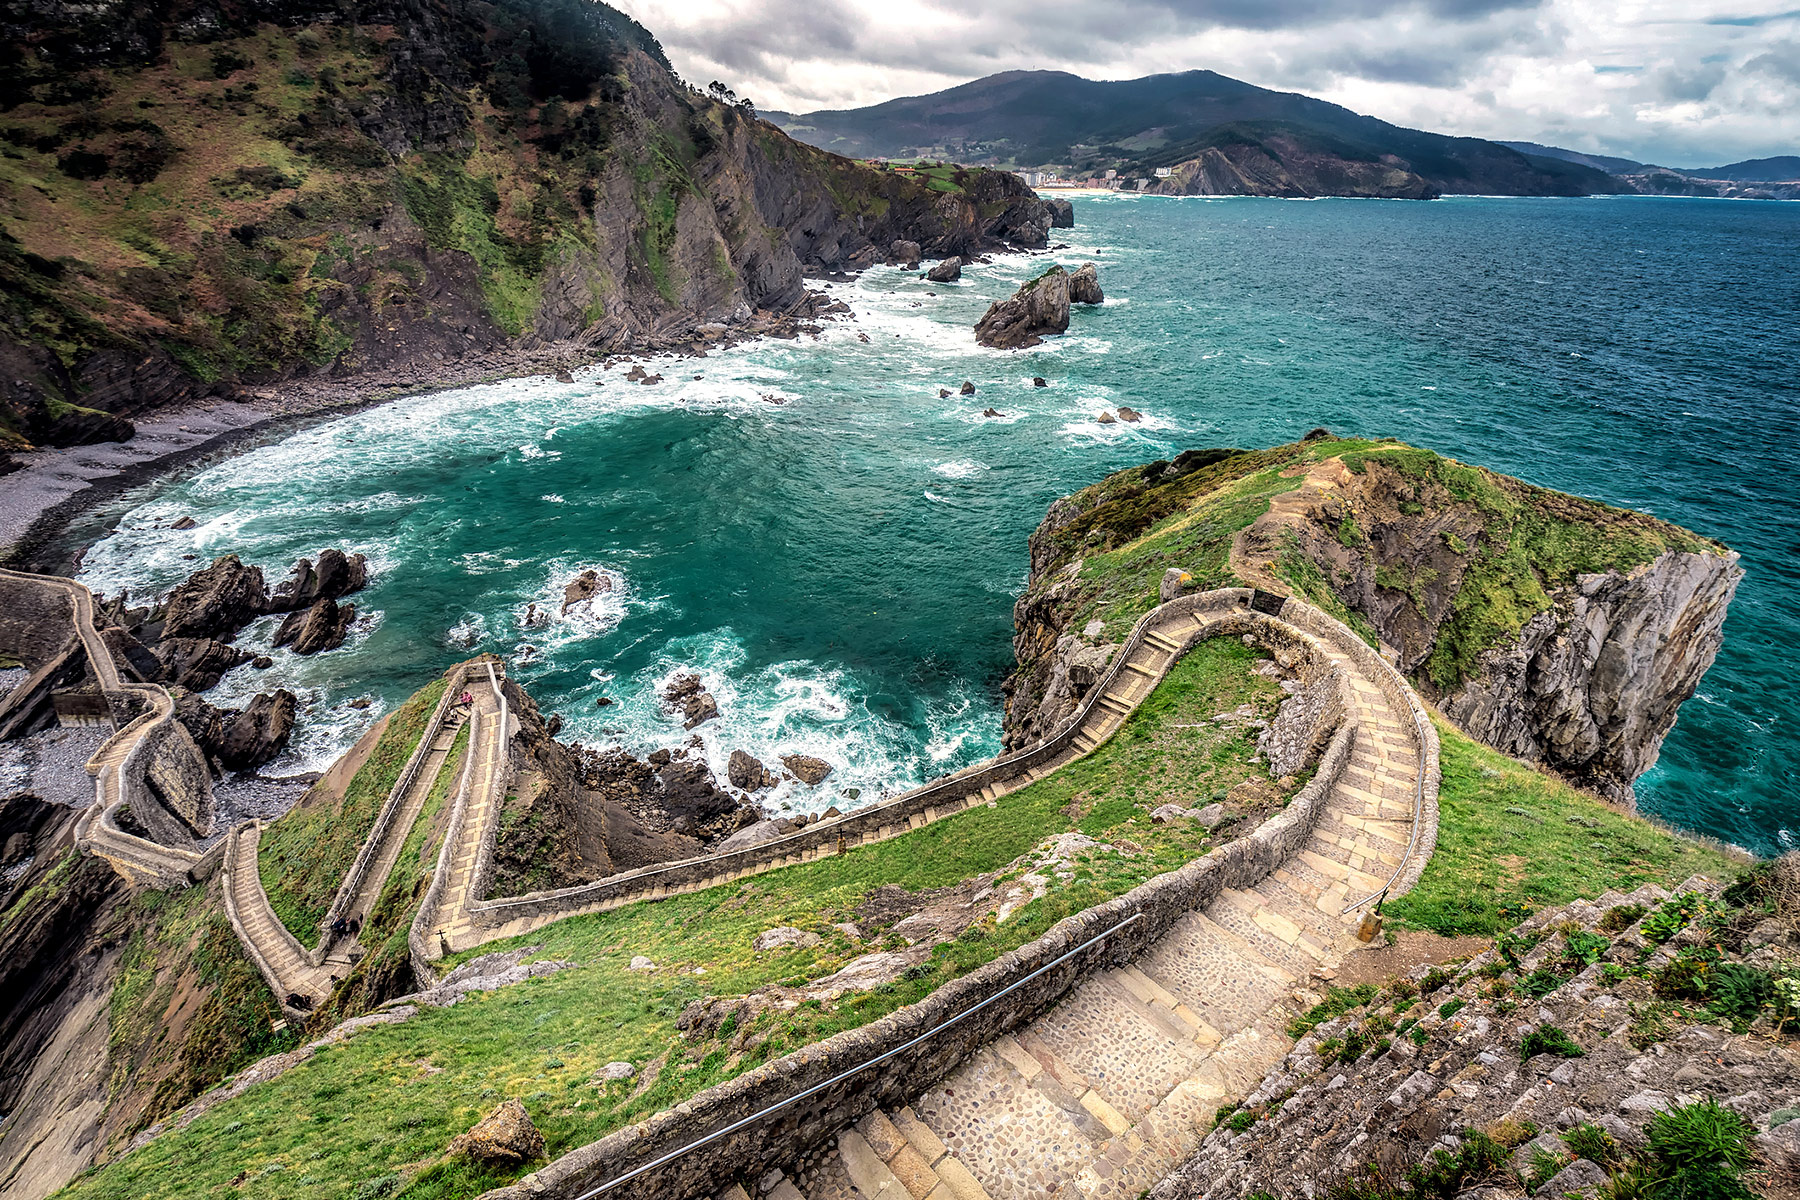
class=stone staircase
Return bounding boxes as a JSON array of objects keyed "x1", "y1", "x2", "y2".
[
  {"x1": 221, "y1": 821, "x2": 337, "y2": 1015},
  {"x1": 428, "y1": 686, "x2": 508, "y2": 954},
  {"x1": 733, "y1": 614, "x2": 1428, "y2": 1200}
]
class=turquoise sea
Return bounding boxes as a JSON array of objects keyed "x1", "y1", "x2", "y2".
[{"x1": 74, "y1": 195, "x2": 1800, "y2": 853}]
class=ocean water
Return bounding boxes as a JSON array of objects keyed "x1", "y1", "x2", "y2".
[{"x1": 75, "y1": 195, "x2": 1800, "y2": 852}]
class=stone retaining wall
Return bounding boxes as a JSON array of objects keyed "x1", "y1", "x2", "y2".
[
  {"x1": 479, "y1": 615, "x2": 1358, "y2": 1200},
  {"x1": 0, "y1": 574, "x2": 76, "y2": 667},
  {"x1": 463, "y1": 590, "x2": 1268, "y2": 933}
]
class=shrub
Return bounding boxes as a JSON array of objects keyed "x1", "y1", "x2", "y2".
[
  {"x1": 1704, "y1": 963, "x2": 1772, "y2": 1029},
  {"x1": 1628, "y1": 1001, "x2": 1675, "y2": 1050},
  {"x1": 1565, "y1": 1122, "x2": 1622, "y2": 1166},
  {"x1": 1519, "y1": 1025, "x2": 1583, "y2": 1059},
  {"x1": 1288, "y1": 984, "x2": 1378, "y2": 1038},
  {"x1": 1517, "y1": 968, "x2": 1569, "y2": 999},
  {"x1": 58, "y1": 148, "x2": 110, "y2": 179},
  {"x1": 1563, "y1": 930, "x2": 1610, "y2": 967},
  {"x1": 1420, "y1": 966, "x2": 1457, "y2": 994},
  {"x1": 1640, "y1": 1099, "x2": 1757, "y2": 1200},
  {"x1": 1437, "y1": 998, "x2": 1466, "y2": 1020}
]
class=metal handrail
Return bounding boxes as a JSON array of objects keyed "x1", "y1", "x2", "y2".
[{"x1": 577, "y1": 911, "x2": 1147, "y2": 1199}]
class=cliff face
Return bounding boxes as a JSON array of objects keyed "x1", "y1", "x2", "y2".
[
  {"x1": 1151, "y1": 130, "x2": 1438, "y2": 199},
  {"x1": 1006, "y1": 438, "x2": 1740, "y2": 807},
  {"x1": 0, "y1": 0, "x2": 1053, "y2": 456}
]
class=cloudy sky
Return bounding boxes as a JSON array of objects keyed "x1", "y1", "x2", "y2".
[{"x1": 613, "y1": 0, "x2": 1799, "y2": 167}]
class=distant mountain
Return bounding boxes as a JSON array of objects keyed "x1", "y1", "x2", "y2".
[
  {"x1": 1498, "y1": 141, "x2": 1651, "y2": 174},
  {"x1": 1685, "y1": 156, "x2": 1800, "y2": 182},
  {"x1": 770, "y1": 70, "x2": 1624, "y2": 198}
]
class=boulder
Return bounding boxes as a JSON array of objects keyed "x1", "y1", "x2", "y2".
[
  {"x1": 596, "y1": 1061, "x2": 635, "y2": 1082},
  {"x1": 982, "y1": 408, "x2": 1003, "y2": 418},
  {"x1": 554, "y1": 369, "x2": 575, "y2": 384},
  {"x1": 781, "y1": 754, "x2": 834, "y2": 786},
  {"x1": 560, "y1": 568, "x2": 613, "y2": 615},
  {"x1": 161, "y1": 555, "x2": 268, "y2": 641},
  {"x1": 728, "y1": 749, "x2": 777, "y2": 791},
  {"x1": 926, "y1": 256, "x2": 963, "y2": 283},
  {"x1": 448, "y1": 1099, "x2": 544, "y2": 1165},
  {"x1": 268, "y1": 549, "x2": 367, "y2": 612},
  {"x1": 974, "y1": 266, "x2": 1071, "y2": 350},
  {"x1": 179, "y1": 690, "x2": 297, "y2": 771},
  {"x1": 1116, "y1": 406, "x2": 1142, "y2": 422},
  {"x1": 154, "y1": 637, "x2": 249, "y2": 691},
  {"x1": 1044, "y1": 197, "x2": 1075, "y2": 228},
  {"x1": 661, "y1": 674, "x2": 719, "y2": 729},
  {"x1": 1160, "y1": 567, "x2": 1196, "y2": 603},
  {"x1": 272, "y1": 598, "x2": 355, "y2": 655},
  {"x1": 753, "y1": 926, "x2": 822, "y2": 952},
  {"x1": 890, "y1": 240, "x2": 922, "y2": 267},
  {"x1": 959, "y1": 380, "x2": 976, "y2": 395},
  {"x1": 937, "y1": 388, "x2": 952, "y2": 398},
  {"x1": 1069, "y1": 261, "x2": 1104, "y2": 305},
  {"x1": 628, "y1": 956, "x2": 655, "y2": 971},
  {"x1": 170, "y1": 516, "x2": 197, "y2": 530},
  {"x1": 714, "y1": 819, "x2": 787, "y2": 853},
  {"x1": 1033, "y1": 377, "x2": 1048, "y2": 387},
  {"x1": 1097, "y1": 411, "x2": 1117, "y2": 424}
]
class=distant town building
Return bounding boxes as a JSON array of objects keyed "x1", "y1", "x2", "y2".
[{"x1": 1154, "y1": 166, "x2": 1174, "y2": 178}]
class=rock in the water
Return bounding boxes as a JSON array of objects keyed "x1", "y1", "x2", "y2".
[
  {"x1": 937, "y1": 387, "x2": 952, "y2": 398},
  {"x1": 926, "y1": 256, "x2": 963, "y2": 282},
  {"x1": 154, "y1": 637, "x2": 249, "y2": 691},
  {"x1": 1069, "y1": 261, "x2": 1104, "y2": 305},
  {"x1": 890, "y1": 239, "x2": 921, "y2": 267},
  {"x1": 974, "y1": 266, "x2": 1071, "y2": 349},
  {"x1": 728, "y1": 749, "x2": 777, "y2": 791},
  {"x1": 448, "y1": 1099, "x2": 544, "y2": 1165},
  {"x1": 251, "y1": 655, "x2": 273, "y2": 669},
  {"x1": 554, "y1": 368, "x2": 575, "y2": 383},
  {"x1": 560, "y1": 568, "x2": 613, "y2": 615},
  {"x1": 272, "y1": 598, "x2": 355, "y2": 655},
  {"x1": 170, "y1": 516, "x2": 197, "y2": 530},
  {"x1": 661, "y1": 674, "x2": 719, "y2": 729},
  {"x1": 161, "y1": 555, "x2": 268, "y2": 641},
  {"x1": 781, "y1": 754, "x2": 833, "y2": 785},
  {"x1": 1116, "y1": 406, "x2": 1142, "y2": 422},
  {"x1": 1033, "y1": 376, "x2": 1048, "y2": 387},
  {"x1": 753, "y1": 926, "x2": 822, "y2": 952},
  {"x1": 982, "y1": 407, "x2": 1003, "y2": 418},
  {"x1": 269, "y1": 549, "x2": 367, "y2": 612},
  {"x1": 1044, "y1": 197, "x2": 1075, "y2": 228},
  {"x1": 1096, "y1": 411, "x2": 1117, "y2": 424},
  {"x1": 179, "y1": 690, "x2": 297, "y2": 771},
  {"x1": 959, "y1": 380, "x2": 976, "y2": 395}
]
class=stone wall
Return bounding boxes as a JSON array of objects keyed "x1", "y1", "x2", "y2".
[
  {"x1": 1252, "y1": 622, "x2": 1347, "y2": 779},
  {"x1": 477, "y1": 617, "x2": 1359, "y2": 1200}
]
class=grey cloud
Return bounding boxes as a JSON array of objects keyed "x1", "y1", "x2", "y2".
[
  {"x1": 1650, "y1": 61, "x2": 1729, "y2": 101},
  {"x1": 1744, "y1": 38, "x2": 1800, "y2": 83}
]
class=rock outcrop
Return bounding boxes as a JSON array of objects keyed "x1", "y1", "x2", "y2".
[
  {"x1": 926, "y1": 257, "x2": 963, "y2": 282},
  {"x1": 160, "y1": 556, "x2": 268, "y2": 641},
  {"x1": 1151, "y1": 878, "x2": 1798, "y2": 1200},
  {"x1": 150, "y1": 638, "x2": 249, "y2": 692},
  {"x1": 1005, "y1": 439, "x2": 1738, "y2": 803},
  {"x1": 975, "y1": 267, "x2": 1071, "y2": 349},
  {"x1": 449, "y1": 1099, "x2": 544, "y2": 1165},
  {"x1": 272, "y1": 599, "x2": 356, "y2": 656},
  {"x1": 176, "y1": 690, "x2": 297, "y2": 772},
  {"x1": 1043, "y1": 197, "x2": 1075, "y2": 228},
  {"x1": 1068, "y1": 262, "x2": 1103, "y2": 305},
  {"x1": 1152, "y1": 133, "x2": 1440, "y2": 199},
  {"x1": 781, "y1": 754, "x2": 834, "y2": 786},
  {"x1": 728, "y1": 749, "x2": 778, "y2": 791},
  {"x1": 662, "y1": 674, "x2": 720, "y2": 729},
  {"x1": 973, "y1": 263, "x2": 1102, "y2": 349},
  {"x1": 268, "y1": 550, "x2": 367, "y2": 612}
]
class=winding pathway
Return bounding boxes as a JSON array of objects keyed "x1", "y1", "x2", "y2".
[{"x1": 754, "y1": 600, "x2": 1435, "y2": 1200}]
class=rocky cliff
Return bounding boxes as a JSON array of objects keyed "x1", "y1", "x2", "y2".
[
  {"x1": 1006, "y1": 437, "x2": 1739, "y2": 807},
  {"x1": 1151, "y1": 128, "x2": 1439, "y2": 199},
  {"x1": 0, "y1": 0, "x2": 1054, "y2": 460}
]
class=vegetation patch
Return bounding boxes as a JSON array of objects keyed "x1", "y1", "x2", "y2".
[
  {"x1": 1383, "y1": 718, "x2": 1743, "y2": 938},
  {"x1": 258, "y1": 677, "x2": 446, "y2": 942},
  {"x1": 60, "y1": 640, "x2": 1294, "y2": 1200}
]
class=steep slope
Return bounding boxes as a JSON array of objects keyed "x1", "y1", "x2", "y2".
[
  {"x1": 770, "y1": 69, "x2": 1623, "y2": 197},
  {"x1": 1686, "y1": 155, "x2": 1800, "y2": 181},
  {"x1": 1006, "y1": 435, "x2": 1738, "y2": 808},
  {"x1": 0, "y1": 0, "x2": 1052, "y2": 458}
]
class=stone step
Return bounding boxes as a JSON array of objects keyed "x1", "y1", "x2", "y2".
[
  {"x1": 913, "y1": 1047, "x2": 1098, "y2": 1200},
  {"x1": 1144, "y1": 630, "x2": 1182, "y2": 653},
  {"x1": 1216, "y1": 888, "x2": 1335, "y2": 966},
  {"x1": 1023, "y1": 975, "x2": 1207, "y2": 1123},
  {"x1": 1196, "y1": 895, "x2": 1322, "y2": 981}
]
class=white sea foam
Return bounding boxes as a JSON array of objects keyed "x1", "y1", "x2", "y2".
[{"x1": 932, "y1": 459, "x2": 989, "y2": 479}]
